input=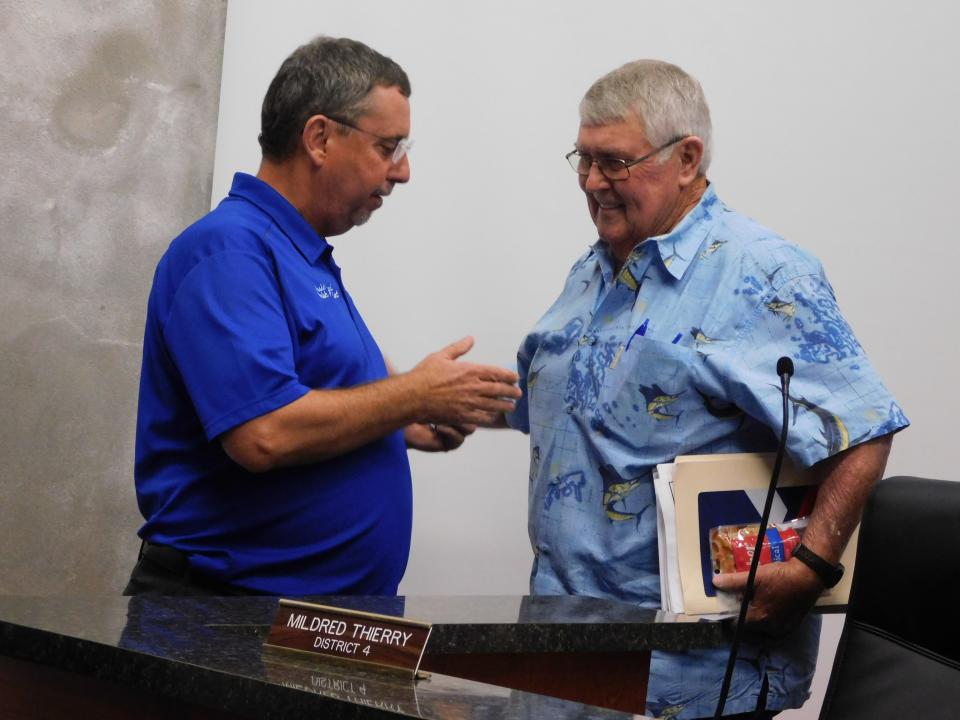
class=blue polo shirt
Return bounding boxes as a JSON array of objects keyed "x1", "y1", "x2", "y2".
[{"x1": 134, "y1": 172, "x2": 412, "y2": 596}]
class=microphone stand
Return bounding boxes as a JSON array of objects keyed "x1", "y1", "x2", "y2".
[{"x1": 713, "y1": 358, "x2": 793, "y2": 719}]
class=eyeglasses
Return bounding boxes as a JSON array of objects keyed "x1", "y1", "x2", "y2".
[
  {"x1": 565, "y1": 136, "x2": 687, "y2": 181},
  {"x1": 326, "y1": 115, "x2": 413, "y2": 164}
]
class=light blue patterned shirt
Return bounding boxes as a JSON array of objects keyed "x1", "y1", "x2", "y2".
[{"x1": 507, "y1": 185, "x2": 908, "y2": 718}]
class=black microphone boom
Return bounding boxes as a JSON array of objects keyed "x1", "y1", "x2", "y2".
[{"x1": 713, "y1": 357, "x2": 794, "y2": 718}]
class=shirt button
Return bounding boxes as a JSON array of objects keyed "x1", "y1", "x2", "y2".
[
  {"x1": 565, "y1": 405, "x2": 574, "y2": 414},
  {"x1": 573, "y1": 350, "x2": 581, "y2": 361},
  {"x1": 578, "y1": 335, "x2": 596, "y2": 346}
]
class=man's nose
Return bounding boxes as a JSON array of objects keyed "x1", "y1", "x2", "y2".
[
  {"x1": 388, "y1": 154, "x2": 410, "y2": 184},
  {"x1": 583, "y1": 162, "x2": 610, "y2": 192}
]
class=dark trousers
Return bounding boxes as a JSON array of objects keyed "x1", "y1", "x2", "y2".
[{"x1": 123, "y1": 541, "x2": 265, "y2": 597}]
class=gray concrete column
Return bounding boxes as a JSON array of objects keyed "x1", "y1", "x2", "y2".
[{"x1": 0, "y1": 0, "x2": 228, "y2": 594}]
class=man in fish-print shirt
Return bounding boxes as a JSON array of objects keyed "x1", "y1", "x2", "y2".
[{"x1": 500, "y1": 60, "x2": 908, "y2": 719}]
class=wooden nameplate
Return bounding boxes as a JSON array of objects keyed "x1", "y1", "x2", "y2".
[{"x1": 265, "y1": 599, "x2": 432, "y2": 675}]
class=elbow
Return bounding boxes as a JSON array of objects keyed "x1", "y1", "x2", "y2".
[
  {"x1": 221, "y1": 422, "x2": 285, "y2": 474},
  {"x1": 230, "y1": 448, "x2": 277, "y2": 475}
]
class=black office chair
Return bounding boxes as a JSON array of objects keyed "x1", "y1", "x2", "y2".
[{"x1": 819, "y1": 476, "x2": 960, "y2": 720}]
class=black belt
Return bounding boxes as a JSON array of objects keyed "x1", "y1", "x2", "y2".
[
  {"x1": 139, "y1": 540, "x2": 262, "y2": 596},
  {"x1": 140, "y1": 540, "x2": 191, "y2": 574}
]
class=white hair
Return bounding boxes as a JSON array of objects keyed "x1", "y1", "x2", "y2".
[{"x1": 579, "y1": 59, "x2": 712, "y2": 174}]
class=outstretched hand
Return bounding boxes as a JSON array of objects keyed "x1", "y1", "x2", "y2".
[
  {"x1": 712, "y1": 558, "x2": 823, "y2": 636},
  {"x1": 410, "y1": 336, "x2": 521, "y2": 427}
]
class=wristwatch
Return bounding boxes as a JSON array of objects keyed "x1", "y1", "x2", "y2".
[{"x1": 792, "y1": 543, "x2": 845, "y2": 588}]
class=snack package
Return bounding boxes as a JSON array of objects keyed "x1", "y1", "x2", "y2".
[{"x1": 710, "y1": 518, "x2": 808, "y2": 574}]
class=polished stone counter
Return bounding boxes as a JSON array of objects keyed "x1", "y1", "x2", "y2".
[{"x1": 0, "y1": 595, "x2": 728, "y2": 718}]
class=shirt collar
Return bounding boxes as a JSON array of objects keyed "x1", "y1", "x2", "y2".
[
  {"x1": 591, "y1": 184, "x2": 721, "y2": 283},
  {"x1": 227, "y1": 172, "x2": 331, "y2": 263},
  {"x1": 647, "y1": 183, "x2": 720, "y2": 280}
]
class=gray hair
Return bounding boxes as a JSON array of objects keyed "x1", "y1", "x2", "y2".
[
  {"x1": 580, "y1": 60, "x2": 712, "y2": 174},
  {"x1": 259, "y1": 36, "x2": 411, "y2": 161}
]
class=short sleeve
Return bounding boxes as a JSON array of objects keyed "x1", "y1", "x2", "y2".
[
  {"x1": 163, "y1": 251, "x2": 310, "y2": 440},
  {"x1": 707, "y1": 272, "x2": 909, "y2": 467}
]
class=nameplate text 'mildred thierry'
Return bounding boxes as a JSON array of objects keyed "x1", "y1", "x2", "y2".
[{"x1": 264, "y1": 599, "x2": 432, "y2": 675}]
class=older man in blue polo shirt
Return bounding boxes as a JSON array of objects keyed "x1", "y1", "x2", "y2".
[
  {"x1": 501, "y1": 60, "x2": 908, "y2": 718},
  {"x1": 126, "y1": 37, "x2": 520, "y2": 598}
]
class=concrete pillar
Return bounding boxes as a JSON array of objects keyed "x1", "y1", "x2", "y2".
[{"x1": 0, "y1": 0, "x2": 228, "y2": 593}]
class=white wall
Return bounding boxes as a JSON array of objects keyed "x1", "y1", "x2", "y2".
[{"x1": 214, "y1": 2, "x2": 959, "y2": 716}]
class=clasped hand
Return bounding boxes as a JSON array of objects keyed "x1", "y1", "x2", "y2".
[{"x1": 712, "y1": 558, "x2": 823, "y2": 636}]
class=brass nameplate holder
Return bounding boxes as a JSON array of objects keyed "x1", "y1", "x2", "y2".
[{"x1": 265, "y1": 599, "x2": 432, "y2": 675}]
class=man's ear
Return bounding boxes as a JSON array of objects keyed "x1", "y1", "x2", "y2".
[
  {"x1": 301, "y1": 114, "x2": 330, "y2": 167},
  {"x1": 676, "y1": 136, "x2": 705, "y2": 186}
]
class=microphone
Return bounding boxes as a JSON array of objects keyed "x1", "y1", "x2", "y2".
[
  {"x1": 777, "y1": 356, "x2": 794, "y2": 382},
  {"x1": 713, "y1": 357, "x2": 794, "y2": 719}
]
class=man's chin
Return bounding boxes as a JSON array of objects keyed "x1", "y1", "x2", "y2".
[
  {"x1": 349, "y1": 209, "x2": 372, "y2": 227},
  {"x1": 594, "y1": 221, "x2": 627, "y2": 245}
]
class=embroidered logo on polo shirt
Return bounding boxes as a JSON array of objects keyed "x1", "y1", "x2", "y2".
[{"x1": 316, "y1": 284, "x2": 340, "y2": 299}]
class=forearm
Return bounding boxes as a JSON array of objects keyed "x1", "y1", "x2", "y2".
[
  {"x1": 221, "y1": 338, "x2": 520, "y2": 471},
  {"x1": 713, "y1": 433, "x2": 895, "y2": 629},
  {"x1": 221, "y1": 373, "x2": 429, "y2": 471},
  {"x1": 799, "y1": 433, "x2": 893, "y2": 564}
]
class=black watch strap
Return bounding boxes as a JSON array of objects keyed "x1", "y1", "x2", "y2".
[{"x1": 792, "y1": 543, "x2": 844, "y2": 588}]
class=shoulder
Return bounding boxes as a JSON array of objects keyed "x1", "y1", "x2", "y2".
[
  {"x1": 566, "y1": 246, "x2": 598, "y2": 277},
  {"x1": 158, "y1": 199, "x2": 276, "y2": 280},
  {"x1": 169, "y1": 199, "x2": 272, "y2": 261},
  {"x1": 706, "y1": 203, "x2": 825, "y2": 293},
  {"x1": 148, "y1": 200, "x2": 281, "y2": 316},
  {"x1": 547, "y1": 246, "x2": 600, "y2": 297}
]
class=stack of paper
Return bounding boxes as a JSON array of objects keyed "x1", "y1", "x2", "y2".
[{"x1": 653, "y1": 453, "x2": 856, "y2": 615}]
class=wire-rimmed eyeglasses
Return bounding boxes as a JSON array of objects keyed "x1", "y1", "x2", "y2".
[
  {"x1": 326, "y1": 115, "x2": 413, "y2": 164},
  {"x1": 565, "y1": 136, "x2": 687, "y2": 181}
]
